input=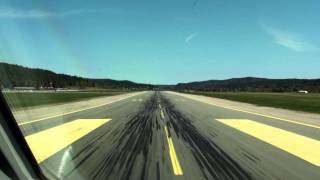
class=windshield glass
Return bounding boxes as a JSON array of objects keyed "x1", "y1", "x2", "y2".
[{"x1": 1, "y1": 0, "x2": 320, "y2": 180}]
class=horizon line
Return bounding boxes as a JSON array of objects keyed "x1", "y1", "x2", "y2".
[{"x1": 1, "y1": 61, "x2": 320, "y2": 85}]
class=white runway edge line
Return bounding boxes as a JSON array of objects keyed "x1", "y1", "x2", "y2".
[
  {"x1": 166, "y1": 91, "x2": 320, "y2": 129},
  {"x1": 18, "y1": 92, "x2": 146, "y2": 126}
]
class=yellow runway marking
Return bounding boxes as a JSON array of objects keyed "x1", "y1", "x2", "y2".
[
  {"x1": 159, "y1": 104, "x2": 162, "y2": 109},
  {"x1": 164, "y1": 126, "x2": 183, "y2": 175},
  {"x1": 160, "y1": 109, "x2": 165, "y2": 119},
  {"x1": 25, "y1": 119, "x2": 111, "y2": 163},
  {"x1": 216, "y1": 119, "x2": 320, "y2": 166},
  {"x1": 18, "y1": 95, "x2": 134, "y2": 126}
]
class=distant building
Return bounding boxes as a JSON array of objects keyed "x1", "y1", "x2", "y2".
[
  {"x1": 13, "y1": 87, "x2": 36, "y2": 92},
  {"x1": 1, "y1": 88, "x2": 11, "y2": 92},
  {"x1": 56, "y1": 88, "x2": 79, "y2": 92},
  {"x1": 298, "y1": 90, "x2": 308, "y2": 94},
  {"x1": 14, "y1": 87, "x2": 35, "y2": 90},
  {"x1": 40, "y1": 86, "x2": 55, "y2": 90}
]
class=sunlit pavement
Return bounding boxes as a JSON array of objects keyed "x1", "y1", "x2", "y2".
[{"x1": 20, "y1": 91, "x2": 320, "y2": 180}]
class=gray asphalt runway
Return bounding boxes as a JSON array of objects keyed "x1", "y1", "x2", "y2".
[{"x1": 20, "y1": 91, "x2": 320, "y2": 180}]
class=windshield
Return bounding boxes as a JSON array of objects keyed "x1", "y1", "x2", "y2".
[{"x1": 1, "y1": 0, "x2": 320, "y2": 180}]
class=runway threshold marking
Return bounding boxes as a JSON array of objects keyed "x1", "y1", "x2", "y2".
[
  {"x1": 18, "y1": 94, "x2": 138, "y2": 126},
  {"x1": 216, "y1": 106, "x2": 320, "y2": 129},
  {"x1": 216, "y1": 119, "x2": 320, "y2": 166},
  {"x1": 164, "y1": 126, "x2": 183, "y2": 175},
  {"x1": 25, "y1": 119, "x2": 111, "y2": 163}
]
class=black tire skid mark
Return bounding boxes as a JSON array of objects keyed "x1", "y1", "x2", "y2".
[
  {"x1": 161, "y1": 95, "x2": 253, "y2": 180},
  {"x1": 90, "y1": 93, "x2": 162, "y2": 180}
]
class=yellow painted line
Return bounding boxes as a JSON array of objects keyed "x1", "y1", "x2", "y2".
[
  {"x1": 216, "y1": 119, "x2": 320, "y2": 166},
  {"x1": 215, "y1": 105, "x2": 320, "y2": 129},
  {"x1": 180, "y1": 94, "x2": 320, "y2": 129},
  {"x1": 18, "y1": 95, "x2": 135, "y2": 126},
  {"x1": 164, "y1": 126, "x2": 183, "y2": 175},
  {"x1": 160, "y1": 109, "x2": 165, "y2": 119},
  {"x1": 25, "y1": 119, "x2": 111, "y2": 163},
  {"x1": 159, "y1": 104, "x2": 162, "y2": 109}
]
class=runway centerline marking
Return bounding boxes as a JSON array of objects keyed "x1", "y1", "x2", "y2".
[
  {"x1": 160, "y1": 109, "x2": 165, "y2": 119},
  {"x1": 164, "y1": 126, "x2": 183, "y2": 175},
  {"x1": 216, "y1": 119, "x2": 320, "y2": 166},
  {"x1": 25, "y1": 119, "x2": 111, "y2": 163}
]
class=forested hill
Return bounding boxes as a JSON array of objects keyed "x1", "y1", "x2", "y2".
[
  {"x1": 0, "y1": 62, "x2": 153, "y2": 89},
  {"x1": 176, "y1": 77, "x2": 320, "y2": 92},
  {"x1": 2, "y1": 62, "x2": 320, "y2": 92}
]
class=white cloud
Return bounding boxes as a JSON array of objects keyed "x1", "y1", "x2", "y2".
[
  {"x1": 185, "y1": 32, "x2": 199, "y2": 43},
  {"x1": 262, "y1": 24, "x2": 319, "y2": 52},
  {"x1": 0, "y1": 8, "x2": 102, "y2": 19}
]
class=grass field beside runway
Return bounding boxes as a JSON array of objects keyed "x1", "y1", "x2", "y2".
[
  {"x1": 3, "y1": 91, "x2": 129, "y2": 109},
  {"x1": 182, "y1": 91, "x2": 320, "y2": 114}
]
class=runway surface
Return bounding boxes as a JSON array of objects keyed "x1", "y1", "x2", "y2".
[{"x1": 19, "y1": 91, "x2": 320, "y2": 180}]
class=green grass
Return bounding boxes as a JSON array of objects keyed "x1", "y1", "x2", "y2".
[
  {"x1": 183, "y1": 91, "x2": 320, "y2": 114},
  {"x1": 3, "y1": 91, "x2": 128, "y2": 109}
]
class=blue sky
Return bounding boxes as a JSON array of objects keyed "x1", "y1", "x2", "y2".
[{"x1": 0, "y1": 0, "x2": 319, "y2": 84}]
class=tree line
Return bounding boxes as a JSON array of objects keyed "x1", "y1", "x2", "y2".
[
  {"x1": 0, "y1": 62, "x2": 153, "y2": 90},
  {"x1": 175, "y1": 77, "x2": 320, "y2": 92}
]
